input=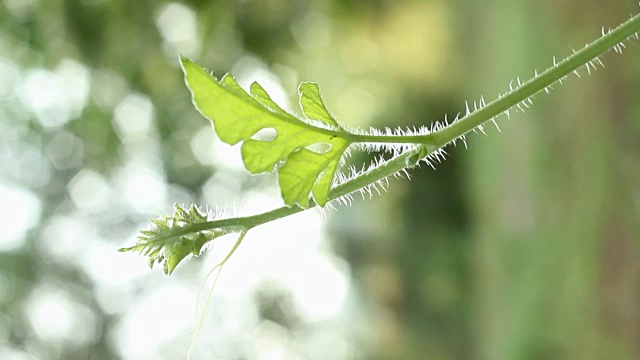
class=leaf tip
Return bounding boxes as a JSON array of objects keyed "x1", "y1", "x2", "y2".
[
  {"x1": 179, "y1": 55, "x2": 214, "y2": 81},
  {"x1": 297, "y1": 81, "x2": 319, "y2": 91},
  {"x1": 179, "y1": 54, "x2": 193, "y2": 65}
]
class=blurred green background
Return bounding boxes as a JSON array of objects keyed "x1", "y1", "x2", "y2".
[{"x1": 1, "y1": 0, "x2": 639, "y2": 359}]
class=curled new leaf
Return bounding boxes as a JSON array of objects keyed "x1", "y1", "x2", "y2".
[
  {"x1": 119, "y1": 204, "x2": 226, "y2": 275},
  {"x1": 180, "y1": 56, "x2": 353, "y2": 207}
]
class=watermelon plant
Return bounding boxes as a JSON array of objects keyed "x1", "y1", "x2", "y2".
[{"x1": 119, "y1": 7, "x2": 640, "y2": 358}]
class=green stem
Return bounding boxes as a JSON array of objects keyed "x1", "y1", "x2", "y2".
[
  {"x1": 347, "y1": 12, "x2": 640, "y2": 148},
  {"x1": 149, "y1": 11, "x2": 640, "y2": 249},
  {"x1": 174, "y1": 146, "x2": 425, "y2": 237},
  {"x1": 431, "y1": 12, "x2": 640, "y2": 148},
  {"x1": 349, "y1": 132, "x2": 436, "y2": 144}
]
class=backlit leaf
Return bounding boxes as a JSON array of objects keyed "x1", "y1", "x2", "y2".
[{"x1": 181, "y1": 56, "x2": 352, "y2": 207}]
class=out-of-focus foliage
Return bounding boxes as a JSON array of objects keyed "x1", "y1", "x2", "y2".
[{"x1": 0, "y1": 0, "x2": 638, "y2": 359}]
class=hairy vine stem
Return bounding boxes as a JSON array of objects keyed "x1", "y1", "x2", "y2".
[{"x1": 159, "y1": 11, "x2": 640, "y2": 242}]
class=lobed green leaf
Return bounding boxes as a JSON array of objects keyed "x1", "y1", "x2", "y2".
[{"x1": 180, "y1": 56, "x2": 352, "y2": 207}]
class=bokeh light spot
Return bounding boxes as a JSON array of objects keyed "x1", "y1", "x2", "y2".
[
  {"x1": 120, "y1": 167, "x2": 167, "y2": 214},
  {"x1": 155, "y1": 3, "x2": 200, "y2": 58},
  {"x1": 67, "y1": 169, "x2": 111, "y2": 213},
  {"x1": 111, "y1": 284, "x2": 194, "y2": 358},
  {"x1": 113, "y1": 93, "x2": 155, "y2": 141},
  {"x1": 38, "y1": 214, "x2": 91, "y2": 263},
  {"x1": 0, "y1": 182, "x2": 41, "y2": 252},
  {"x1": 55, "y1": 58, "x2": 90, "y2": 119},
  {"x1": 45, "y1": 130, "x2": 84, "y2": 169},
  {"x1": 25, "y1": 284, "x2": 99, "y2": 347},
  {"x1": 18, "y1": 69, "x2": 71, "y2": 129}
]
